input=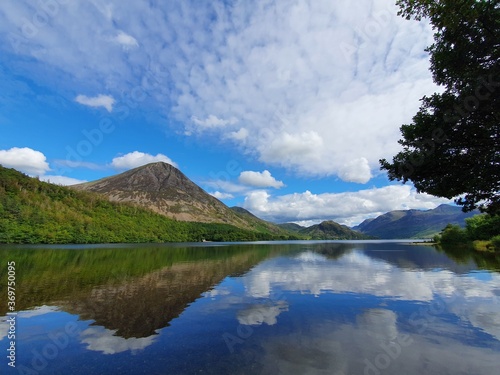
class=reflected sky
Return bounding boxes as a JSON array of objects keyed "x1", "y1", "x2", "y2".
[{"x1": 1, "y1": 241, "x2": 499, "y2": 374}]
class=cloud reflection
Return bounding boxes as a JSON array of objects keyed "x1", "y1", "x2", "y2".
[
  {"x1": 238, "y1": 248, "x2": 500, "y2": 371},
  {"x1": 81, "y1": 326, "x2": 157, "y2": 355},
  {"x1": 237, "y1": 301, "x2": 288, "y2": 326}
]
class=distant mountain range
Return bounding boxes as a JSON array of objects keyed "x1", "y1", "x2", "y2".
[
  {"x1": 352, "y1": 204, "x2": 478, "y2": 239},
  {"x1": 71, "y1": 162, "x2": 368, "y2": 240},
  {"x1": 1, "y1": 162, "x2": 481, "y2": 243},
  {"x1": 59, "y1": 163, "x2": 486, "y2": 241}
]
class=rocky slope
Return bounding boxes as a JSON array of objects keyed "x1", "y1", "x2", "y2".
[{"x1": 72, "y1": 162, "x2": 291, "y2": 235}]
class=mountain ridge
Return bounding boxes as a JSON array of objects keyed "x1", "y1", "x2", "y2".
[
  {"x1": 73, "y1": 162, "x2": 296, "y2": 236},
  {"x1": 73, "y1": 162, "x2": 251, "y2": 228},
  {"x1": 299, "y1": 220, "x2": 372, "y2": 240},
  {"x1": 353, "y1": 204, "x2": 478, "y2": 239}
]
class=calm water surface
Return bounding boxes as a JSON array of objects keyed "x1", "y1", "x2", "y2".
[{"x1": 1, "y1": 241, "x2": 500, "y2": 374}]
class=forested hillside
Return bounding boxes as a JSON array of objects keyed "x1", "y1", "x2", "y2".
[{"x1": 0, "y1": 166, "x2": 293, "y2": 244}]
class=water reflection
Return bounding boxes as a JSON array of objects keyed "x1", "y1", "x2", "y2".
[{"x1": 0, "y1": 241, "x2": 499, "y2": 374}]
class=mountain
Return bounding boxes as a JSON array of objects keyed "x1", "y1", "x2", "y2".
[
  {"x1": 73, "y1": 162, "x2": 253, "y2": 229},
  {"x1": 353, "y1": 204, "x2": 479, "y2": 239},
  {"x1": 299, "y1": 220, "x2": 371, "y2": 240},
  {"x1": 0, "y1": 165, "x2": 289, "y2": 244},
  {"x1": 277, "y1": 223, "x2": 305, "y2": 232}
]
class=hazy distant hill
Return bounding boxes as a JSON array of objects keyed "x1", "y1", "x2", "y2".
[
  {"x1": 299, "y1": 220, "x2": 371, "y2": 240},
  {"x1": 353, "y1": 204, "x2": 478, "y2": 239}
]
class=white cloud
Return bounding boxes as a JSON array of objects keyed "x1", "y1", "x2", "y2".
[
  {"x1": 227, "y1": 128, "x2": 249, "y2": 141},
  {"x1": 40, "y1": 175, "x2": 87, "y2": 186},
  {"x1": 243, "y1": 185, "x2": 451, "y2": 225},
  {"x1": 75, "y1": 94, "x2": 115, "y2": 112},
  {"x1": 191, "y1": 115, "x2": 238, "y2": 129},
  {"x1": 258, "y1": 131, "x2": 324, "y2": 175},
  {"x1": 210, "y1": 191, "x2": 234, "y2": 200},
  {"x1": 0, "y1": 147, "x2": 50, "y2": 175},
  {"x1": 111, "y1": 151, "x2": 177, "y2": 170},
  {"x1": 0, "y1": 0, "x2": 437, "y2": 183},
  {"x1": 338, "y1": 157, "x2": 372, "y2": 184},
  {"x1": 114, "y1": 31, "x2": 138, "y2": 48},
  {"x1": 238, "y1": 170, "x2": 285, "y2": 189}
]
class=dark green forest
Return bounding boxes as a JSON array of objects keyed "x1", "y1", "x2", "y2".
[{"x1": 0, "y1": 165, "x2": 298, "y2": 244}]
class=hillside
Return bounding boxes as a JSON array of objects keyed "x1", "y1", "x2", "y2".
[
  {"x1": 300, "y1": 220, "x2": 371, "y2": 240},
  {"x1": 353, "y1": 204, "x2": 479, "y2": 239},
  {"x1": 229, "y1": 206, "x2": 300, "y2": 237},
  {"x1": 72, "y1": 162, "x2": 252, "y2": 229},
  {"x1": 0, "y1": 165, "x2": 291, "y2": 244},
  {"x1": 277, "y1": 223, "x2": 305, "y2": 232}
]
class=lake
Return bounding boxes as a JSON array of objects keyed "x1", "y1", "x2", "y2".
[{"x1": 1, "y1": 240, "x2": 500, "y2": 374}]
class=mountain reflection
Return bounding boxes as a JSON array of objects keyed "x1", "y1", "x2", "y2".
[
  {"x1": 63, "y1": 249, "x2": 273, "y2": 338},
  {"x1": 0, "y1": 244, "x2": 288, "y2": 338}
]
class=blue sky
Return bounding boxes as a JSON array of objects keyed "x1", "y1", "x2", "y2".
[{"x1": 0, "y1": 0, "x2": 452, "y2": 226}]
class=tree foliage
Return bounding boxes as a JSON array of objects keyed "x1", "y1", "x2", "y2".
[
  {"x1": 435, "y1": 212, "x2": 500, "y2": 250},
  {"x1": 380, "y1": 0, "x2": 500, "y2": 214}
]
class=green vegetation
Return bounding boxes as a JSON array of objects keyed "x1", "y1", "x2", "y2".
[
  {"x1": 0, "y1": 165, "x2": 297, "y2": 244},
  {"x1": 380, "y1": 0, "x2": 500, "y2": 215},
  {"x1": 434, "y1": 214, "x2": 500, "y2": 251},
  {"x1": 299, "y1": 220, "x2": 371, "y2": 240}
]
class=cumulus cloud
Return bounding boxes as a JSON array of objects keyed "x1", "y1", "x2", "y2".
[
  {"x1": 238, "y1": 170, "x2": 285, "y2": 189},
  {"x1": 0, "y1": 147, "x2": 50, "y2": 175},
  {"x1": 114, "y1": 31, "x2": 139, "y2": 48},
  {"x1": 243, "y1": 185, "x2": 451, "y2": 225},
  {"x1": 0, "y1": 0, "x2": 437, "y2": 182},
  {"x1": 338, "y1": 157, "x2": 372, "y2": 184},
  {"x1": 111, "y1": 151, "x2": 177, "y2": 170},
  {"x1": 75, "y1": 94, "x2": 115, "y2": 112}
]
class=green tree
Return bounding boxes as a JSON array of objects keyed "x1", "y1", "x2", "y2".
[
  {"x1": 439, "y1": 224, "x2": 469, "y2": 244},
  {"x1": 380, "y1": 0, "x2": 500, "y2": 214},
  {"x1": 465, "y1": 213, "x2": 500, "y2": 240}
]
